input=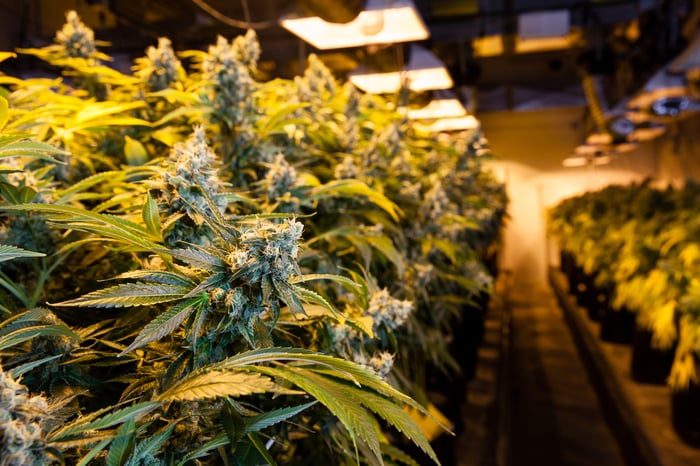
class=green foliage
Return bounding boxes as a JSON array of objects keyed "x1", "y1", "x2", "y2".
[
  {"x1": 549, "y1": 180, "x2": 700, "y2": 389},
  {"x1": 0, "y1": 10, "x2": 507, "y2": 465}
]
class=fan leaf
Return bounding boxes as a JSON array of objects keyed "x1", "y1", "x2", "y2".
[
  {"x1": 156, "y1": 371, "x2": 278, "y2": 402},
  {"x1": 119, "y1": 296, "x2": 204, "y2": 356},
  {"x1": 54, "y1": 283, "x2": 190, "y2": 308}
]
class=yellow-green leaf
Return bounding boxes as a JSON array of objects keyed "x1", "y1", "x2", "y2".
[
  {"x1": 124, "y1": 135, "x2": 149, "y2": 166},
  {"x1": 0, "y1": 52, "x2": 16, "y2": 63},
  {"x1": 0, "y1": 96, "x2": 7, "y2": 132},
  {"x1": 142, "y1": 192, "x2": 161, "y2": 237},
  {"x1": 156, "y1": 371, "x2": 278, "y2": 402}
]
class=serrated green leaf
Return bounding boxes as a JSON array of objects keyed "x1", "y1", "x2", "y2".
[
  {"x1": 50, "y1": 402, "x2": 161, "y2": 442},
  {"x1": 54, "y1": 283, "x2": 189, "y2": 308},
  {"x1": 8, "y1": 354, "x2": 62, "y2": 379},
  {"x1": 119, "y1": 297, "x2": 203, "y2": 356},
  {"x1": 291, "y1": 284, "x2": 341, "y2": 320},
  {"x1": 175, "y1": 433, "x2": 228, "y2": 466},
  {"x1": 380, "y1": 443, "x2": 421, "y2": 466},
  {"x1": 156, "y1": 371, "x2": 278, "y2": 402},
  {"x1": 141, "y1": 192, "x2": 161, "y2": 237},
  {"x1": 106, "y1": 417, "x2": 135, "y2": 466},
  {"x1": 358, "y1": 389, "x2": 440, "y2": 465},
  {"x1": 0, "y1": 325, "x2": 82, "y2": 351},
  {"x1": 0, "y1": 140, "x2": 67, "y2": 160},
  {"x1": 1, "y1": 204, "x2": 162, "y2": 250},
  {"x1": 124, "y1": 135, "x2": 149, "y2": 166},
  {"x1": 244, "y1": 401, "x2": 317, "y2": 433},
  {"x1": 0, "y1": 244, "x2": 45, "y2": 262},
  {"x1": 223, "y1": 398, "x2": 246, "y2": 450},
  {"x1": 170, "y1": 246, "x2": 225, "y2": 270},
  {"x1": 113, "y1": 270, "x2": 195, "y2": 287},
  {"x1": 253, "y1": 365, "x2": 378, "y2": 462},
  {"x1": 289, "y1": 273, "x2": 361, "y2": 290},
  {"x1": 247, "y1": 432, "x2": 278, "y2": 466},
  {"x1": 76, "y1": 438, "x2": 113, "y2": 466},
  {"x1": 127, "y1": 424, "x2": 174, "y2": 465}
]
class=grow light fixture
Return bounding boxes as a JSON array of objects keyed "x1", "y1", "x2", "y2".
[
  {"x1": 562, "y1": 150, "x2": 613, "y2": 168},
  {"x1": 406, "y1": 91, "x2": 467, "y2": 120},
  {"x1": 626, "y1": 67, "x2": 700, "y2": 120},
  {"x1": 414, "y1": 115, "x2": 480, "y2": 133},
  {"x1": 348, "y1": 44, "x2": 453, "y2": 94},
  {"x1": 279, "y1": 0, "x2": 429, "y2": 50}
]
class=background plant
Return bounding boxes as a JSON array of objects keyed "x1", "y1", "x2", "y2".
[{"x1": 0, "y1": 11, "x2": 507, "y2": 464}]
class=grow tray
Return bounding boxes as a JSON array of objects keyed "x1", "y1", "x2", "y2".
[{"x1": 550, "y1": 267, "x2": 700, "y2": 466}]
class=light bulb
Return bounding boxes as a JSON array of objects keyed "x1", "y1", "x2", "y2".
[{"x1": 358, "y1": 10, "x2": 385, "y2": 36}]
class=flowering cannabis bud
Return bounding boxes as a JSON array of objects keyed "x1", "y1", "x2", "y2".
[
  {"x1": 295, "y1": 54, "x2": 337, "y2": 117},
  {"x1": 367, "y1": 288, "x2": 413, "y2": 332},
  {"x1": 0, "y1": 367, "x2": 49, "y2": 466},
  {"x1": 420, "y1": 178, "x2": 452, "y2": 221},
  {"x1": 231, "y1": 29, "x2": 261, "y2": 74},
  {"x1": 137, "y1": 37, "x2": 183, "y2": 91},
  {"x1": 161, "y1": 126, "x2": 227, "y2": 223},
  {"x1": 228, "y1": 219, "x2": 303, "y2": 284},
  {"x1": 201, "y1": 34, "x2": 256, "y2": 127},
  {"x1": 55, "y1": 10, "x2": 97, "y2": 59},
  {"x1": 262, "y1": 153, "x2": 298, "y2": 201},
  {"x1": 369, "y1": 352, "x2": 395, "y2": 379}
]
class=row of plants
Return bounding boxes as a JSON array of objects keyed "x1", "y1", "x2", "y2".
[
  {"x1": 0, "y1": 11, "x2": 507, "y2": 465},
  {"x1": 548, "y1": 180, "x2": 700, "y2": 445}
]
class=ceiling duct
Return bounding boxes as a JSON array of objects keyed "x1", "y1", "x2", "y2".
[{"x1": 296, "y1": 0, "x2": 367, "y2": 24}]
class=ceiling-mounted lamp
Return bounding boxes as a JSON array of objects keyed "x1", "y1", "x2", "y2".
[
  {"x1": 562, "y1": 153, "x2": 613, "y2": 167},
  {"x1": 406, "y1": 90, "x2": 467, "y2": 119},
  {"x1": 279, "y1": 0, "x2": 429, "y2": 50},
  {"x1": 348, "y1": 44, "x2": 453, "y2": 94},
  {"x1": 563, "y1": 144, "x2": 616, "y2": 167},
  {"x1": 413, "y1": 115, "x2": 480, "y2": 133},
  {"x1": 626, "y1": 67, "x2": 700, "y2": 120}
]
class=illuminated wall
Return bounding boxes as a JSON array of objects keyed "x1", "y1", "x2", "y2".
[{"x1": 479, "y1": 106, "x2": 673, "y2": 295}]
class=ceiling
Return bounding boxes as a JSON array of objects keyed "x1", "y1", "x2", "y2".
[{"x1": 0, "y1": 0, "x2": 697, "y2": 111}]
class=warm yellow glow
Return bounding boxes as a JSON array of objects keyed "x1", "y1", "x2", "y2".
[
  {"x1": 586, "y1": 132, "x2": 613, "y2": 145},
  {"x1": 279, "y1": 0, "x2": 429, "y2": 50},
  {"x1": 348, "y1": 45, "x2": 453, "y2": 94},
  {"x1": 414, "y1": 115, "x2": 480, "y2": 133},
  {"x1": 627, "y1": 86, "x2": 688, "y2": 110},
  {"x1": 407, "y1": 97, "x2": 466, "y2": 119},
  {"x1": 472, "y1": 35, "x2": 504, "y2": 57},
  {"x1": 562, "y1": 154, "x2": 612, "y2": 167},
  {"x1": 515, "y1": 29, "x2": 584, "y2": 54},
  {"x1": 473, "y1": 29, "x2": 584, "y2": 57}
]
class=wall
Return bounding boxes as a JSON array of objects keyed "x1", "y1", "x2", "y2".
[{"x1": 477, "y1": 105, "x2": 681, "y2": 296}]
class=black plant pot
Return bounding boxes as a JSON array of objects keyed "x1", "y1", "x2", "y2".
[
  {"x1": 672, "y1": 382, "x2": 700, "y2": 448},
  {"x1": 453, "y1": 305, "x2": 486, "y2": 382},
  {"x1": 560, "y1": 250, "x2": 575, "y2": 280},
  {"x1": 599, "y1": 305, "x2": 635, "y2": 344},
  {"x1": 587, "y1": 285, "x2": 613, "y2": 322},
  {"x1": 630, "y1": 324, "x2": 675, "y2": 385}
]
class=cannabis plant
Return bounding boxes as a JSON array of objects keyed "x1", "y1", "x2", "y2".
[{"x1": 0, "y1": 10, "x2": 509, "y2": 464}]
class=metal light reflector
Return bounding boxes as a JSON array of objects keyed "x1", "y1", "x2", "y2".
[
  {"x1": 406, "y1": 92, "x2": 467, "y2": 119},
  {"x1": 414, "y1": 115, "x2": 480, "y2": 133},
  {"x1": 348, "y1": 45, "x2": 453, "y2": 94},
  {"x1": 279, "y1": 0, "x2": 429, "y2": 50}
]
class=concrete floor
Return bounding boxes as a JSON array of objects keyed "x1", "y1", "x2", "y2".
[{"x1": 507, "y1": 289, "x2": 626, "y2": 466}]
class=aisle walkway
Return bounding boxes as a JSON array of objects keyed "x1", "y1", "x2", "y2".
[{"x1": 507, "y1": 289, "x2": 626, "y2": 466}]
